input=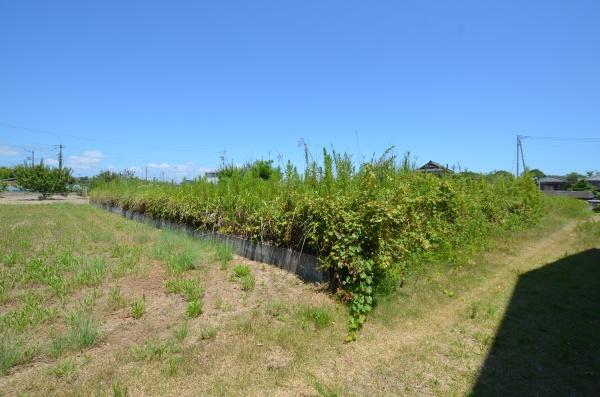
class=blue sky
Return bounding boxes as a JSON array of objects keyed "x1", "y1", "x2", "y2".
[{"x1": 1, "y1": 1, "x2": 599, "y2": 179}]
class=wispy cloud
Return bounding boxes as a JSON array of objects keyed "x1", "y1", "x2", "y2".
[
  {"x1": 146, "y1": 162, "x2": 195, "y2": 176},
  {"x1": 0, "y1": 144, "x2": 19, "y2": 156},
  {"x1": 68, "y1": 150, "x2": 103, "y2": 169}
]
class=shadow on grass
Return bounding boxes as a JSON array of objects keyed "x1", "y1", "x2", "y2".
[{"x1": 471, "y1": 249, "x2": 600, "y2": 396}]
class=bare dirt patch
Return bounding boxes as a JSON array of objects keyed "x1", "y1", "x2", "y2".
[{"x1": 0, "y1": 192, "x2": 88, "y2": 205}]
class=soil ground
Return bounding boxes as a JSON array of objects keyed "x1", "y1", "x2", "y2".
[{"x1": 0, "y1": 192, "x2": 89, "y2": 205}]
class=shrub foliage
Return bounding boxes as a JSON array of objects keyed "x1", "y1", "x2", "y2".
[
  {"x1": 91, "y1": 149, "x2": 542, "y2": 339},
  {"x1": 14, "y1": 165, "x2": 73, "y2": 198}
]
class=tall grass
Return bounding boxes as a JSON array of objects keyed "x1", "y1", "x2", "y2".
[{"x1": 91, "y1": 149, "x2": 542, "y2": 336}]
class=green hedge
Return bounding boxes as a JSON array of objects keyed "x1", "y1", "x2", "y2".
[{"x1": 91, "y1": 151, "x2": 542, "y2": 338}]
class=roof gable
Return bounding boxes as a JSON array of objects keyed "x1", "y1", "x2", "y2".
[{"x1": 418, "y1": 161, "x2": 450, "y2": 171}]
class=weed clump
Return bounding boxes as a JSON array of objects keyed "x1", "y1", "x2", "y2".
[
  {"x1": 215, "y1": 243, "x2": 234, "y2": 269},
  {"x1": 186, "y1": 300, "x2": 203, "y2": 318},
  {"x1": 50, "y1": 313, "x2": 99, "y2": 357},
  {"x1": 0, "y1": 340, "x2": 34, "y2": 374},
  {"x1": 298, "y1": 305, "x2": 331, "y2": 330},
  {"x1": 131, "y1": 297, "x2": 146, "y2": 319},
  {"x1": 50, "y1": 358, "x2": 76, "y2": 380},
  {"x1": 232, "y1": 264, "x2": 255, "y2": 291},
  {"x1": 108, "y1": 285, "x2": 126, "y2": 310},
  {"x1": 169, "y1": 251, "x2": 198, "y2": 273},
  {"x1": 165, "y1": 278, "x2": 204, "y2": 302},
  {"x1": 199, "y1": 326, "x2": 217, "y2": 340}
]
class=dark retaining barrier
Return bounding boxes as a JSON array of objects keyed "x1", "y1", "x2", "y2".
[{"x1": 95, "y1": 204, "x2": 327, "y2": 283}]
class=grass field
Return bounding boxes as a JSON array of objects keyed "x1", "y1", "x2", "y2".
[{"x1": 0, "y1": 199, "x2": 598, "y2": 396}]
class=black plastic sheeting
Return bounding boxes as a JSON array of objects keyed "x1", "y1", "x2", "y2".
[{"x1": 95, "y1": 204, "x2": 327, "y2": 283}]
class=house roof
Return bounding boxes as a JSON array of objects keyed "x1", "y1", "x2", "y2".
[
  {"x1": 586, "y1": 174, "x2": 600, "y2": 181},
  {"x1": 538, "y1": 176, "x2": 565, "y2": 183},
  {"x1": 418, "y1": 161, "x2": 451, "y2": 172},
  {"x1": 544, "y1": 190, "x2": 595, "y2": 200}
]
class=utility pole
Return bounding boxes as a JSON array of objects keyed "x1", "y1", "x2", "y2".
[
  {"x1": 30, "y1": 150, "x2": 35, "y2": 167},
  {"x1": 516, "y1": 136, "x2": 519, "y2": 177},
  {"x1": 57, "y1": 144, "x2": 65, "y2": 170},
  {"x1": 219, "y1": 149, "x2": 227, "y2": 167},
  {"x1": 145, "y1": 166, "x2": 148, "y2": 181},
  {"x1": 516, "y1": 135, "x2": 528, "y2": 177}
]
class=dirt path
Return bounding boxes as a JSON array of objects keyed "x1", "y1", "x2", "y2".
[
  {"x1": 0, "y1": 192, "x2": 89, "y2": 205},
  {"x1": 309, "y1": 218, "x2": 593, "y2": 396}
]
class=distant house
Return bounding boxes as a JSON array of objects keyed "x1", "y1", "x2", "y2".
[
  {"x1": 537, "y1": 176, "x2": 567, "y2": 191},
  {"x1": 586, "y1": 174, "x2": 600, "y2": 189},
  {"x1": 417, "y1": 161, "x2": 452, "y2": 175},
  {"x1": 204, "y1": 171, "x2": 218, "y2": 183}
]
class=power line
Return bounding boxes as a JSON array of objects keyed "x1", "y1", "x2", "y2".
[
  {"x1": 0, "y1": 135, "x2": 209, "y2": 163},
  {"x1": 0, "y1": 136, "x2": 213, "y2": 180},
  {"x1": 526, "y1": 142, "x2": 600, "y2": 149},
  {"x1": 528, "y1": 135, "x2": 600, "y2": 142},
  {"x1": 0, "y1": 121, "x2": 221, "y2": 153}
]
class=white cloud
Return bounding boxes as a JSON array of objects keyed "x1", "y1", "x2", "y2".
[
  {"x1": 146, "y1": 162, "x2": 172, "y2": 169},
  {"x1": 147, "y1": 162, "x2": 193, "y2": 176},
  {"x1": 45, "y1": 158, "x2": 59, "y2": 166},
  {"x1": 197, "y1": 167, "x2": 216, "y2": 174},
  {"x1": 0, "y1": 144, "x2": 19, "y2": 156},
  {"x1": 67, "y1": 150, "x2": 103, "y2": 169}
]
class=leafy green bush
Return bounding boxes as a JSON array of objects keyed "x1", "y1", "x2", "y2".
[
  {"x1": 14, "y1": 165, "x2": 73, "y2": 198},
  {"x1": 91, "y1": 149, "x2": 542, "y2": 338}
]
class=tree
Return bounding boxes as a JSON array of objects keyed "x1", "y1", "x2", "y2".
[
  {"x1": 217, "y1": 160, "x2": 281, "y2": 181},
  {"x1": 488, "y1": 170, "x2": 514, "y2": 180},
  {"x1": 527, "y1": 168, "x2": 545, "y2": 179},
  {"x1": 564, "y1": 172, "x2": 585, "y2": 190},
  {"x1": 570, "y1": 179, "x2": 593, "y2": 191},
  {"x1": 14, "y1": 165, "x2": 73, "y2": 199},
  {"x1": 0, "y1": 166, "x2": 15, "y2": 180}
]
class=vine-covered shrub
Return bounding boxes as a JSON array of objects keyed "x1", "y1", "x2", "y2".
[{"x1": 91, "y1": 150, "x2": 542, "y2": 339}]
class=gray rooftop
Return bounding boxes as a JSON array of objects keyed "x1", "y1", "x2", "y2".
[
  {"x1": 586, "y1": 174, "x2": 600, "y2": 181},
  {"x1": 538, "y1": 176, "x2": 565, "y2": 183}
]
